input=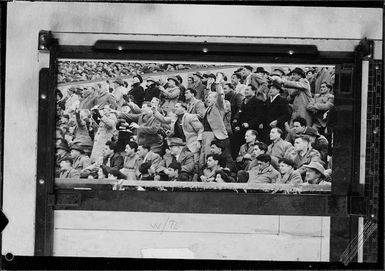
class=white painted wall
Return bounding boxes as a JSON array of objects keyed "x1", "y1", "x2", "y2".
[{"x1": 3, "y1": 2, "x2": 382, "y2": 256}]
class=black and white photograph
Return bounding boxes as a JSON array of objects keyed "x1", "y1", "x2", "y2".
[{"x1": 0, "y1": 1, "x2": 383, "y2": 269}]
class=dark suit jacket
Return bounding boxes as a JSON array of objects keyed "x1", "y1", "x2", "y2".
[
  {"x1": 102, "y1": 153, "x2": 125, "y2": 178},
  {"x1": 238, "y1": 96, "x2": 265, "y2": 130},
  {"x1": 264, "y1": 95, "x2": 291, "y2": 131}
]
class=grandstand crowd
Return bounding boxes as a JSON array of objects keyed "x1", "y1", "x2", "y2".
[{"x1": 56, "y1": 62, "x2": 335, "y2": 186}]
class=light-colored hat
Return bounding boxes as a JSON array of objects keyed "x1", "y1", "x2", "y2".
[{"x1": 304, "y1": 161, "x2": 325, "y2": 176}]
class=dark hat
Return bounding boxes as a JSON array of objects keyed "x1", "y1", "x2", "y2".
[
  {"x1": 256, "y1": 67, "x2": 268, "y2": 74},
  {"x1": 146, "y1": 78, "x2": 156, "y2": 83},
  {"x1": 303, "y1": 127, "x2": 320, "y2": 137},
  {"x1": 168, "y1": 137, "x2": 185, "y2": 147},
  {"x1": 192, "y1": 72, "x2": 203, "y2": 79},
  {"x1": 206, "y1": 73, "x2": 216, "y2": 79},
  {"x1": 304, "y1": 161, "x2": 325, "y2": 176},
  {"x1": 133, "y1": 74, "x2": 143, "y2": 83},
  {"x1": 290, "y1": 67, "x2": 306, "y2": 78},
  {"x1": 268, "y1": 80, "x2": 283, "y2": 91},
  {"x1": 113, "y1": 77, "x2": 124, "y2": 86},
  {"x1": 175, "y1": 75, "x2": 183, "y2": 84},
  {"x1": 56, "y1": 140, "x2": 70, "y2": 152},
  {"x1": 167, "y1": 76, "x2": 180, "y2": 85}
]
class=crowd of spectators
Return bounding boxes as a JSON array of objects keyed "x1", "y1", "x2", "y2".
[
  {"x1": 56, "y1": 62, "x2": 335, "y2": 188},
  {"x1": 57, "y1": 61, "x2": 216, "y2": 84}
]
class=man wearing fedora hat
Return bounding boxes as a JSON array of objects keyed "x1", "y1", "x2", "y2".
[
  {"x1": 191, "y1": 72, "x2": 206, "y2": 102},
  {"x1": 272, "y1": 67, "x2": 313, "y2": 126},
  {"x1": 264, "y1": 81, "x2": 291, "y2": 142},
  {"x1": 304, "y1": 161, "x2": 330, "y2": 185},
  {"x1": 128, "y1": 74, "x2": 145, "y2": 108},
  {"x1": 157, "y1": 137, "x2": 195, "y2": 181},
  {"x1": 159, "y1": 76, "x2": 180, "y2": 114},
  {"x1": 143, "y1": 78, "x2": 161, "y2": 102}
]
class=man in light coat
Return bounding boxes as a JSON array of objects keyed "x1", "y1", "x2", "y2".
[
  {"x1": 272, "y1": 67, "x2": 313, "y2": 126},
  {"x1": 199, "y1": 81, "x2": 229, "y2": 166}
]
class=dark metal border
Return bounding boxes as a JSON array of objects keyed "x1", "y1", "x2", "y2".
[{"x1": 34, "y1": 38, "x2": 58, "y2": 256}]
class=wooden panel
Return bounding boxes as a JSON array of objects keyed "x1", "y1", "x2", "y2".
[
  {"x1": 53, "y1": 211, "x2": 330, "y2": 261},
  {"x1": 55, "y1": 211, "x2": 280, "y2": 234}
]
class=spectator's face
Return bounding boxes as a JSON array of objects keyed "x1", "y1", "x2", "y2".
[
  {"x1": 166, "y1": 168, "x2": 177, "y2": 178},
  {"x1": 206, "y1": 156, "x2": 218, "y2": 169},
  {"x1": 279, "y1": 162, "x2": 292, "y2": 174},
  {"x1": 121, "y1": 105, "x2": 130, "y2": 114},
  {"x1": 244, "y1": 85, "x2": 254, "y2": 98},
  {"x1": 268, "y1": 86, "x2": 279, "y2": 97},
  {"x1": 245, "y1": 131, "x2": 256, "y2": 143},
  {"x1": 142, "y1": 104, "x2": 152, "y2": 115},
  {"x1": 206, "y1": 93, "x2": 217, "y2": 106},
  {"x1": 305, "y1": 168, "x2": 321, "y2": 184},
  {"x1": 193, "y1": 75, "x2": 200, "y2": 82},
  {"x1": 231, "y1": 74, "x2": 239, "y2": 85},
  {"x1": 70, "y1": 149, "x2": 81, "y2": 159},
  {"x1": 125, "y1": 145, "x2": 135, "y2": 155},
  {"x1": 293, "y1": 122, "x2": 305, "y2": 133},
  {"x1": 257, "y1": 160, "x2": 269, "y2": 170},
  {"x1": 103, "y1": 146, "x2": 114, "y2": 157},
  {"x1": 174, "y1": 103, "x2": 185, "y2": 116},
  {"x1": 168, "y1": 79, "x2": 176, "y2": 87},
  {"x1": 59, "y1": 160, "x2": 71, "y2": 170},
  {"x1": 269, "y1": 128, "x2": 281, "y2": 141},
  {"x1": 294, "y1": 138, "x2": 308, "y2": 152},
  {"x1": 241, "y1": 68, "x2": 249, "y2": 77},
  {"x1": 103, "y1": 106, "x2": 111, "y2": 115},
  {"x1": 291, "y1": 73, "x2": 301, "y2": 81},
  {"x1": 306, "y1": 71, "x2": 314, "y2": 80},
  {"x1": 215, "y1": 174, "x2": 224, "y2": 183},
  {"x1": 133, "y1": 77, "x2": 140, "y2": 84},
  {"x1": 253, "y1": 146, "x2": 264, "y2": 157},
  {"x1": 223, "y1": 85, "x2": 231, "y2": 94},
  {"x1": 184, "y1": 90, "x2": 193, "y2": 100},
  {"x1": 210, "y1": 144, "x2": 222, "y2": 155},
  {"x1": 151, "y1": 97, "x2": 160, "y2": 108},
  {"x1": 137, "y1": 146, "x2": 148, "y2": 158},
  {"x1": 320, "y1": 83, "x2": 329, "y2": 94},
  {"x1": 187, "y1": 78, "x2": 193, "y2": 85}
]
